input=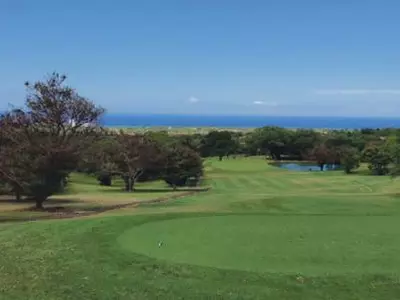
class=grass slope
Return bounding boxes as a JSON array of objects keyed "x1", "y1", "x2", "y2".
[{"x1": 1, "y1": 157, "x2": 400, "y2": 299}]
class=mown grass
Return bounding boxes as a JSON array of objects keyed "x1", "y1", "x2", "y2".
[
  {"x1": 119, "y1": 215, "x2": 400, "y2": 275},
  {"x1": 114, "y1": 157, "x2": 400, "y2": 216},
  {"x1": 1, "y1": 157, "x2": 400, "y2": 299}
]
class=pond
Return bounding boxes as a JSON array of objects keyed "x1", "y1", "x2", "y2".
[{"x1": 274, "y1": 162, "x2": 340, "y2": 172}]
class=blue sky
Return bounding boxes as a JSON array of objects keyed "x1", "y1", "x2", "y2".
[{"x1": 1, "y1": 0, "x2": 400, "y2": 116}]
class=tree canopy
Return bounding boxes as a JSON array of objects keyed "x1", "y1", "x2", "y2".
[{"x1": 0, "y1": 73, "x2": 104, "y2": 208}]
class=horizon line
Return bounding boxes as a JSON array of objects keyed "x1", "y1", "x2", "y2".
[{"x1": 102, "y1": 113, "x2": 400, "y2": 119}]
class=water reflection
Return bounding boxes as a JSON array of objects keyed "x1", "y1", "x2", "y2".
[{"x1": 276, "y1": 162, "x2": 340, "y2": 171}]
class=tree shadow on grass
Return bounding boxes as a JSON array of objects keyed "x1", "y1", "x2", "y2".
[
  {"x1": 98, "y1": 187, "x2": 208, "y2": 194},
  {"x1": 0, "y1": 189, "x2": 210, "y2": 223},
  {"x1": 0, "y1": 196, "x2": 85, "y2": 206}
]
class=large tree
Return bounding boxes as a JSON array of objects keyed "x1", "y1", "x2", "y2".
[
  {"x1": 78, "y1": 134, "x2": 119, "y2": 186},
  {"x1": 290, "y1": 129, "x2": 320, "y2": 159},
  {"x1": 201, "y1": 131, "x2": 237, "y2": 160},
  {"x1": 177, "y1": 133, "x2": 203, "y2": 153},
  {"x1": 338, "y1": 146, "x2": 361, "y2": 174},
  {"x1": 388, "y1": 135, "x2": 400, "y2": 177},
  {"x1": 163, "y1": 144, "x2": 203, "y2": 189},
  {"x1": 246, "y1": 126, "x2": 292, "y2": 160},
  {"x1": 362, "y1": 145, "x2": 392, "y2": 175},
  {"x1": 308, "y1": 144, "x2": 337, "y2": 171},
  {"x1": 113, "y1": 132, "x2": 164, "y2": 191},
  {"x1": 0, "y1": 118, "x2": 31, "y2": 201},
  {"x1": 0, "y1": 73, "x2": 104, "y2": 208}
]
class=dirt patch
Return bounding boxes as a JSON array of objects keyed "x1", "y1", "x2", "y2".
[{"x1": 0, "y1": 188, "x2": 210, "y2": 223}]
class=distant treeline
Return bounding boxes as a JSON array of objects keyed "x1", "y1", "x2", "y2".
[{"x1": 141, "y1": 126, "x2": 400, "y2": 174}]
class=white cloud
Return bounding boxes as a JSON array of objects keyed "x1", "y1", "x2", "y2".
[
  {"x1": 253, "y1": 100, "x2": 278, "y2": 106},
  {"x1": 253, "y1": 100, "x2": 264, "y2": 105},
  {"x1": 188, "y1": 96, "x2": 199, "y2": 103},
  {"x1": 314, "y1": 89, "x2": 400, "y2": 95}
]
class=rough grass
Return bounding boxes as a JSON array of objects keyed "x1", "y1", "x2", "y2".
[
  {"x1": 1, "y1": 157, "x2": 400, "y2": 299},
  {"x1": 0, "y1": 173, "x2": 195, "y2": 221}
]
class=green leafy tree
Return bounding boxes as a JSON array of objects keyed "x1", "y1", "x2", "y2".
[
  {"x1": 177, "y1": 134, "x2": 203, "y2": 153},
  {"x1": 201, "y1": 131, "x2": 237, "y2": 160},
  {"x1": 339, "y1": 146, "x2": 360, "y2": 174},
  {"x1": 144, "y1": 130, "x2": 172, "y2": 145},
  {"x1": 385, "y1": 135, "x2": 400, "y2": 177},
  {"x1": 163, "y1": 144, "x2": 203, "y2": 189},
  {"x1": 246, "y1": 127, "x2": 292, "y2": 160},
  {"x1": 390, "y1": 146, "x2": 400, "y2": 177},
  {"x1": 290, "y1": 129, "x2": 321, "y2": 159},
  {"x1": 362, "y1": 145, "x2": 392, "y2": 175}
]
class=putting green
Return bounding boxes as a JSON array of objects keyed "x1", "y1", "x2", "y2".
[{"x1": 118, "y1": 215, "x2": 400, "y2": 275}]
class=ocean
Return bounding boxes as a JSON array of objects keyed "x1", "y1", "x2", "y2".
[{"x1": 101, "y1": 114, "x2": 400, "y2": 129}]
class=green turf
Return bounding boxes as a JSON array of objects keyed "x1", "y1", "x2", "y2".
[
  {"x1": 1, "y1": 157, "x2": 400, "y2": 299},
  {"x1": 119, "y1": 215, "x2": 400, "y2": 275}
]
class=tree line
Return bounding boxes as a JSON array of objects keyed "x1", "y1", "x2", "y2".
[
  {"x1": 0, "y1": 73, "x2": 203, "y2": 209},
  {"x1": 1, "y1": 73, "x2": 399, "y2": 209},
  {"x1": 185, "y1": 125, "x2": 400, "y2": 175}
]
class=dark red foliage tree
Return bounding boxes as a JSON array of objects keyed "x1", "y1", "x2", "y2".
[
  {"x1": 0, "y1": 73, "x2": 104, "y2": 209},
  {"x1": 113, "y1": 132, "x2": 165, "y2": 191}
]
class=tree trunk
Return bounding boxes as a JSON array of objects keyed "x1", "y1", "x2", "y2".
[
  {"x1": 124, "y1": 177, "x2": 128, "y2": 191},
  {"x1": 124, "y1": 170, "x2": 143, "y2": 192},
  {"x1": 124, "y1": 176, "x2": 134, "y2": 192},
  {"x1": 15, "y1": 189, "x2": 21, "y2": 202},
  {"x1": 128, "y1": 177, "x2": 134, "y2": 191},
  {"x1": 35, "y1": 197, "x2": 45, "y2": 210}
]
